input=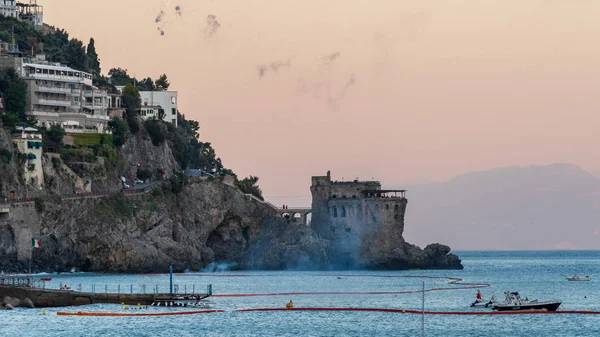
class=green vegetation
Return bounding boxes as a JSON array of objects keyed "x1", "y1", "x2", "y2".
[
  {"x1": 60, "y1": 149, "x2": 98, "y2": 163},
  {"x1": 137, "y1": 169, "x2": 151, "y2": 181},
  {"x1": 34, "y1": 198, "x2": 45, "y2": 213},
  {"x1": 107, "y1": 68, "x2": 171, "y2": 92},
  {"x1": 46, "y1": 124, "x2": 66, "y2": 143},
  {"x1": 154, "y1": 74, "x2": 170, "y2": 91},
  {"x1": 235, "y1": 176, "x2": 264, "y2": 201},
  {"x1": 71, "y1": 133, "x2": 113, "y2": 147},
  {"x1": 0, "y1": 68, "x2": 33, "y2": 128},
  {"x1": 0, "y1": 149, "x2": 11, "y2": 165},
  {"x1": 122, "y1": 83, "x2": 141, "y2": 133},
  {"x1": 145, "y1": 120, "x2": 165, "y2": 146},
  {"x1": 107, "y1": 117, "x2": 128, "y2": 147},
  {"x1": 51, "y1": 156, "x2": 61, "y2": 170}
]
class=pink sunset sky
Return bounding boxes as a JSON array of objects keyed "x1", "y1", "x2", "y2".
[{"x1": 44, "y1": 0, "x2": 600, "y2": 207}]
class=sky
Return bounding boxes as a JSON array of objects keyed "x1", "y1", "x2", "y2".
[{"x1": 43, "y1": 0, "x2": 600, "y2": 209}]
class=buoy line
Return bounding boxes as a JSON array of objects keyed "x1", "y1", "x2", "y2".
[
  {"x1": 56, "y1": 309, "x2": 225, "y2": 317},
  {"x1": 233, "y1": 308, "x2": 600, "y2": 315},
  {"x1": 55, "y1": 308, "x2": 600, "y2": 317}
]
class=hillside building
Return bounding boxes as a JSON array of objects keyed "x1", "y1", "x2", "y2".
[
  {"x1": 0, "y1": 55, "x2": 110, "y2": 133},
  {"x1": 11, "y1": 126, "x2": 44, "y2": 188},
  {"x1": 139, "y1": 90, "x2": 178, "y2": 127},
  {"x1": 114, "y1": 87, "x2": 178, "y2": 127},
  {"x1": 16, "y1": 0, "x2": 43, "y2": 28},
  {"x1": 0, "y1": 0, "x2": 17, "y2": 18}
]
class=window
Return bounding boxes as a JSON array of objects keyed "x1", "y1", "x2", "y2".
[
  {"x1": 385, "y1": 204, "x2": 389, "y2": 210},
  {"x1": 332, "y1": 206, "x2": 338, "y2": 218},
  {"x1": 171, "y1": 96, "x2": 177, "y2": 104},
  {"x1": 171, "y1": 119, "x2": 176, "y2": 124},
  {"x1": 341, "y1": 206, "x2": 346, "y2": 218},
  {"x1": 172, "y1": 108, "x2": 176, "y2": 115},
  {"x1": 346, "y1": 228, "x2": 351, "y2": 233},
  {"x1": 394, "y1": 204, "x2": 399, "y2": 211}
]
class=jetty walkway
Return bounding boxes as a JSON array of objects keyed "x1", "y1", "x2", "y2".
[{"x1": 0, "y1": 276, "x2": 212, "y2": 308}]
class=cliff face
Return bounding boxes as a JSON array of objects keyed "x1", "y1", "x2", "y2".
[{"x1": 0, "y1": 120, "x2": 462, "y2": 273}]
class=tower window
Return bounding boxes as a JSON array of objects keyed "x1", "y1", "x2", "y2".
[
  {"x1": 332, "y1": 206, "x2": 338, "y2": 218},
  {"x1": 341, "y1": 206, "x2": 346, "y2": 218}
]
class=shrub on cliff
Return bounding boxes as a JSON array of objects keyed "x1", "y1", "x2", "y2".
[
  {"x1": 145, "y1": 120, "x2": 165, "y2": 146},
  {"x1": 235, "y1": 176, "x2": 264, "y2": 201},
  {"x1": 107, "y1": 117, "x2": 128, "y2": 147},
  {"x1": 46, "y1": 124, "x2": 66, "y2": 144}
]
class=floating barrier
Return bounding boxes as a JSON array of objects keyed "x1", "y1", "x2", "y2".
[
  {"x1": 55, "y1": 307, "x2": 600, "y2": 317},
  {"x1": 233, "y1": 307, "x2": 600, "y2": 315},
  {"x1": 56, "y1": 309, "x2": 224, "y2": 317}
]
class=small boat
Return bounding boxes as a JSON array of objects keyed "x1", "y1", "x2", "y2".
[
  {"x1": 492, "y1": 291, "x2": 561, "y2": 312},
  {"x1": 567, "y1": 276, "x2": 590, "y2": 281},
  {"x1": 40, "y1": 277, "x2": 52, "y2": 281}
]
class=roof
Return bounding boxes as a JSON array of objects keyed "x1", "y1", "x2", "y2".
[
  {"x1": 23, "y1": 62, "x2": 86, "y2": 74},
  {"x1": 15, "y1": 126, "x2": 38, "y2": 132},
  {"x1": 362, "y1": 189, "x2": 407, "y2": 193}
]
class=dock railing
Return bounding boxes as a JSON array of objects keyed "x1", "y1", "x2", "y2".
[{"x1": 57, "y1": 283, "x2": 210, "y2": 296}]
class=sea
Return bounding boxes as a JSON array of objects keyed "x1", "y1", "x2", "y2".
[{"x1": 1, "y1": 250, "x2": 600, "y2": 336}]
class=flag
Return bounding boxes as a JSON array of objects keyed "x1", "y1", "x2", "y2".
[{"x1": 32, "y1": 238, "x2": 41, "y2": 248}]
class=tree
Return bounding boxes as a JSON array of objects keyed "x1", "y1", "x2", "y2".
[
  {"x1": 108, "y1": 68, "x2": 134, "y2": 86},
  {"x1": 63, "y1": 39, "x2": 89, "y2": 72},
  {"x1": 86, "y1": 38, "x2": 101, "y2": 75},
  {"x1": 46, "y1": 124, "x2": 66, "y2": 144},
  {"x1": 122, "y1": 83, "x2": 141, "y2": 133},
  {"x1": 136, "y1": 77, "x2": 155, "y2": 91},
  {"x1": 107, "y1": 117, "x2": 128, "y2": 147},
  {"x1": 0, "y1": 68, "x2": 28, "y2": 125},
  {"x1": 235, "y1": 176, "x2": 264, "y2": 200},
  {"x1": 154, "y1": 74, "x2": 170, "y2": 91},
  {"x1": 145, "y1": 120, "x2": 165, "y2": 146}
]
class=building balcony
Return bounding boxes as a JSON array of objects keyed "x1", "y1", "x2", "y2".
[
  {"x1": 70, "y1": 89, "x2": 81, "y2": 95},
  {"x1": 83, "y1": 102, "x2": 107, "y2": 108},
  {"x1": 24, "y1": 73, "x2": 91, "y2": 86},
  {"x1": 83, "y1": 90, "x2": 107, "y2": 97},
  {"x1": 36, "y1": 86, "x2": 72, "y2": 94},
  {"x1": 38, "y1": 99, "x2": 72, "y2": 107},
  {"x1": 63, "y1": 127, "x2": 112, "y2": 135}
]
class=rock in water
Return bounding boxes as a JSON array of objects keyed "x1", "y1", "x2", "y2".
[
  {"x1": 3, "y1": 296, "x2": 20, "y2": 308},
  {"x1": 4, "y1": 304, "x2": 13, "y2": 310},
  {"x1": 21, "y1": 298, "x2": 34, "y2": 308}
]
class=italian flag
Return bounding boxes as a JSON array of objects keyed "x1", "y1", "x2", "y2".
[{"x1": 32, "y1": 238, "x2": 41, "y2": 248}]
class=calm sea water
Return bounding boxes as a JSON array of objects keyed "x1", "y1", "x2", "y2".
[{"x1": 2, "y1": 251, "x2": 600, "y2": 336}]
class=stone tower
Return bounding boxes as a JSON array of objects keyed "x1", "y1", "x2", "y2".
[{"x1": 310, "y1": 171, "x2": 408, "y2": 267}]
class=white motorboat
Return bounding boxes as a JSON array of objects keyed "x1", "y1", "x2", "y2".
[
  {"x1": 567, "y1": 276, "x2": 591, "y2": 281},
  {"x1": 492, "y1": 291, "x2": 561, "y2": 312}
]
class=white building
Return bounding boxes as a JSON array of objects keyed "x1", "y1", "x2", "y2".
[
  {"x1": 0, "y1": 0, "x2": 17, "y2": 18},
  {"x1": 0, "y1": 56, "x2": 111, "y2": 133},
  {"x1": 12, "y1": 126, "x2": 44, "y2": 188},
  {"x1": 139, "y1": 90, "x2": 178, "y2": 127}
]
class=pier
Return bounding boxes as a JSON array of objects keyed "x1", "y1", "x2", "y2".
[{"x1": 0, "y1": 276, "x2": 212, "y2": 308}]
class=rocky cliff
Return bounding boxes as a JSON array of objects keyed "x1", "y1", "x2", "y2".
[{"x1": 0, "y1": 119, "x2": 462, "y2": 273}]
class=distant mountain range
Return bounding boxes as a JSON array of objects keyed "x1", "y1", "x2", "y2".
[{"x1": 401, "y1": 163, "x2": 600, "y2": 250}]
